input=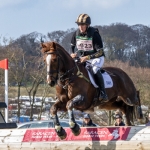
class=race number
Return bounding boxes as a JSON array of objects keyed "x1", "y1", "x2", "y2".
[{"x1": 76, "y1": 37, "x2": 93, "y2": 51}]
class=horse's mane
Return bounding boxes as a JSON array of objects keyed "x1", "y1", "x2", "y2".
[
  {"x1": 54, "y1": 42, "x2": 77, "y2": 70},
  {"x1": 53, "y1": 42, "x2": 71, "y2": 58},
  {"x1": 42, "y1": 41, "x2": 83, "y2": 70}
]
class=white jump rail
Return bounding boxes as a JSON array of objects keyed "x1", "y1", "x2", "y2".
[{"x1": 0, "y1": 126, "x2": 150, "y2": 150}]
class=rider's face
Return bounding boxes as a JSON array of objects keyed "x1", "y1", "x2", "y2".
[{"x1": 78, "y1": 24, "x2": 87, "y2": 33}]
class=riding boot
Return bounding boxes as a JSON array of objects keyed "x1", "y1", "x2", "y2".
[{"x1": 94, "y1": 70, "x2": 109, "y2": 102}]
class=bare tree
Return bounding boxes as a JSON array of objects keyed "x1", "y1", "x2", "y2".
[
  {"x1": 38, "y1": 83, "x2": 52, "y2": 120},
  {"x1": 24, "y1": 56, "x2": 46, "y2": 121},
  {"x1": 47, "y1": 30, "x2": 66, "y2": 44},
  {"x1": 7, "y1": 46, "x2": 30, "y2": 122}
]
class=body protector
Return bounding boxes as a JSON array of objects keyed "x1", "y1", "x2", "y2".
[{"x1": 75, "y1": 27, "x2": 104, "y2": 59}]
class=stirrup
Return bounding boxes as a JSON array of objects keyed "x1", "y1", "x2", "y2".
[{"x1": 99, "y1": 92, "x2": 109, "y2": 102}]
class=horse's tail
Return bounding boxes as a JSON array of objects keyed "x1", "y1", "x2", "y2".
[
  {"x1": 129, "y1": 105, "x2": 135, "y2": 125},
  {"x1": 136, "y1": 90, "x2": 143, "y2": 119},
  {"x1": 133, "y1": 105, "x2": 138, "y2": 122}
]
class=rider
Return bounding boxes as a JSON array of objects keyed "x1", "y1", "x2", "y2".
[{"x1": 70, "y1": 13, "x2": 108, "y2": 102}]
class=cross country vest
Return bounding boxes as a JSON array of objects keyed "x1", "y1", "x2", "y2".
[{"x1": 76, "y1": 27, "x2": 99, "y2": 55}]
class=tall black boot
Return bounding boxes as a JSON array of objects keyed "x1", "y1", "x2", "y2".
[{"x1": 94, "y1": 70, "x2": 109, "y2": 102}]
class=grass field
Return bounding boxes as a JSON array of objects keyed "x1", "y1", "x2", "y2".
[{"x1": 0, "y1": 84, "x2": 56, "y2": 99}]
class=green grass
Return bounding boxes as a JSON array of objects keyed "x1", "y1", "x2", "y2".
[{"x1": 8, "y1": 85, "x2": 56, "y2": 98}]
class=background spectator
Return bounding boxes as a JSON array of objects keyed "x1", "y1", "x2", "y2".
[
  {"x1": 114, "y1": 114, "x2": 125, "y2": 126},
  {"x1": 82, "y1": 113, "x2": 96, "y2": 127}
]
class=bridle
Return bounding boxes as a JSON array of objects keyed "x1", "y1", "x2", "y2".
[
  {"x1": 45, "y1": 51, "x2": 61, "y2": 83},
  {"x1": 45, "y1": 50, "x2": 76, "y2": 89},
  {"x1": 44, "y1": 49, "x2": 90, "y2": 89}
]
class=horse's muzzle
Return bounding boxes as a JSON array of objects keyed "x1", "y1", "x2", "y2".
[{"x1": 47, "y1": 75, "x2": 56, "y2": 87}]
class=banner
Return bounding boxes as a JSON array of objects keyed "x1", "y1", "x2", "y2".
[{"x1": 23, "y1": 127, "x2": 131, "y2": 142}]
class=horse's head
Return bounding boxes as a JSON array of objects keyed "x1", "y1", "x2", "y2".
[{"x1": 41, "y1": 42, "x2": 59, "y2": 87}]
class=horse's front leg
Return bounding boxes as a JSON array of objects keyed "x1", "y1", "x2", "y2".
[
  {"x1": 67, "y1": 109, "x2": 81, "y2": 136},
  {"x1": 50, "y1": 100, "x2": 67, "y2": 140},
  {"x1": 53, "y1": 113, "x2": 67, "y2": 139},
  {"x1": 66, "y1": 95, "x2": 85, "y2": 136}
]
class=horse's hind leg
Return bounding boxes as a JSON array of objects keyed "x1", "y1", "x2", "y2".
[
  {"x1": 122, "y1": 114, "x2": 133, "y2": 126},
  {"x1": 121, "y1": 105, "x2": 134, "y2": 126},
  {"x1": 117, "y1": 96, "x2": 134, "y2": 106}
]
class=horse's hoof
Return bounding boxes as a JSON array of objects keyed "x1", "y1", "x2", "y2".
[
  {"x1": 71, "y1": 123, "x2": 81, "y2": 136},
  {"x1": 55, "y1": 127, "x2": 67, "y2": 140},
  {"x1": 59, "y1": 132, "x2": 67, "y2": 140}
]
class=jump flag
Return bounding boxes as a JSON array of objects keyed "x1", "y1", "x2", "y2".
[{"x1": 0, "y1": 59, "x2": 8, "y2": 123}]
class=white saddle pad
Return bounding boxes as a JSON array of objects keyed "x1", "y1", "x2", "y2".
[{"x1": 87, "y1": 71, "x2": 113, "y2": 88}]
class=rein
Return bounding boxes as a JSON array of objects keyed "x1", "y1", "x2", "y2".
[{"x1": 75, "y1": 62, "x2": 90, "y2": 83}]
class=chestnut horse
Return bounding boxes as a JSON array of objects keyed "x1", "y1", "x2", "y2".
[{"x1": 41, "y1": 41, "x2": 143, "y2": 139}]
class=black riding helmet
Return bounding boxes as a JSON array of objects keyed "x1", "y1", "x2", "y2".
[{"x1": 75, "y1": 14, "x2": 91, "y2": 25}]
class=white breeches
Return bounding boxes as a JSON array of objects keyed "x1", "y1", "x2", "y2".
[{"x1": 87, "y1": 56, "x2": 104, "y2": 74}]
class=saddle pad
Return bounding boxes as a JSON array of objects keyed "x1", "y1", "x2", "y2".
[{"x1": 87, "y1": 71, "x2": 113, "y2": 88}]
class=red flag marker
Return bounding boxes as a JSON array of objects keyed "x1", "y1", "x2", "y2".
[
  {"x1": 0, "y1": 59, "x2": 8, "y2": 70},
  {"x1": 0, "y1": 58, "x2": 8, "y2": 122}
]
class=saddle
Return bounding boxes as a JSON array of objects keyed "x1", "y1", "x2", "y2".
[
  {"x1": 85, "y1": 64, "x2": 113, "y2": 89},
  {"x1": 86, "y1": 64, "x2": 105, "y2": 77}
]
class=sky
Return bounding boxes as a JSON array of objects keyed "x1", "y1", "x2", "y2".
[{"x1": 0, "y1": 0, "x2": 150, "y2": 40}]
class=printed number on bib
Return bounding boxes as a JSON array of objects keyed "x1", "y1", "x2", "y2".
[{"x1": 76, "y1": 39, "x2": 93, "y2": 51}]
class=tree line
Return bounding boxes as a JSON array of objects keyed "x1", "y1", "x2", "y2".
[
  {"x1": 44, "y1": 23, "x2": 150, "y2": 68},
  {"x1": 1, "y1": 23, "x2": 150, "y2": 68}
]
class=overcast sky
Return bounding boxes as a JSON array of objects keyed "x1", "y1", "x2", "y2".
[{"x1": 0, "y1": 0, "x2": 150, "y2": 39}]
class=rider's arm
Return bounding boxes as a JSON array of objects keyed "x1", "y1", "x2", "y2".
[
  {"x1": 88, "y1": 48, "x2": 104, "y2": 59},
  {"x1": 87, "y1": 31, "x2": 105, "y2": 59},
  {"x1": 71, "y1": 31, "x2": 76, "y2": 53}
]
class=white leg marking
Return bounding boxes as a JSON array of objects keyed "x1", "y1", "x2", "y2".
[{"x1": 46, "y1": 55, "x2": 51, "y2": 83}]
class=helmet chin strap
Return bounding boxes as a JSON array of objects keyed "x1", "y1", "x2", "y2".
[{"x1": 86, "y1": 25, "x2": 90, "y2": 30}]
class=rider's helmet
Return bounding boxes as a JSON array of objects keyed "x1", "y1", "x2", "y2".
[{"x1": 75, "y1": 14, "x2": 91, "y2": 25}]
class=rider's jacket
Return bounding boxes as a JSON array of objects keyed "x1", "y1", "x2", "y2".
[
  {"x1": 82, "y1": 119, "x2": 97, "y2": 127},
  {"x1": 71, "y1": 27, "x2": 105, "y2": 59},
  {"x1": 114, "y1": 121, "x2": 125, "y2": 126}
]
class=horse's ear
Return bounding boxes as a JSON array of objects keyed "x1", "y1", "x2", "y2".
[
  {"x1": 51, "y1": 42, "x2": 56, "y2": 50},
  {"x1": 41, "y1": 43, "x2": 46, "y2": 48},
  {"x1": 41, "y1": 43, "x2": 47, "y2": 53}
]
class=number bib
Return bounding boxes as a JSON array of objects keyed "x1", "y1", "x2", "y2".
[{"x1": 76, "y1": 36, "x2": 94, "y2": 51}]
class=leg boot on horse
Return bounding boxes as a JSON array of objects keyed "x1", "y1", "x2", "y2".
[
  {"x1": 53, "y1": 114, "x2": 67, "y2": 140},
  {"x1": 68, "y1": 109, "x2": 81, "y2": 136},
  {"x1": 94, "y1": 70, "x2": 109, "y2": 103}
]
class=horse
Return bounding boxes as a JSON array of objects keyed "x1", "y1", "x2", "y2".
[{"x1": 41, "y1": 41, "x2": 143, "y2": 139}]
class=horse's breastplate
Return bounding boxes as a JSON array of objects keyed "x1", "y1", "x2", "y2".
[{"x1": 76, "y1": 36, "x2": 94, "y2": 52}]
